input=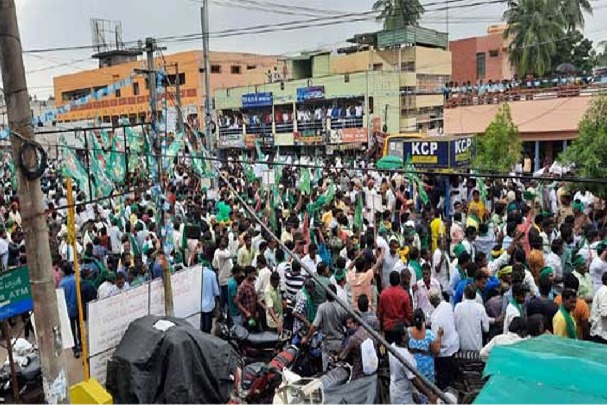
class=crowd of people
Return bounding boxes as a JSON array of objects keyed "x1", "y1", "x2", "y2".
[
  {"x1": 443, "y1": 74, "x2": 603, "y2": 107},
  {"x1": 3, "y1": 151, "x2": 607, "y2": 401}
]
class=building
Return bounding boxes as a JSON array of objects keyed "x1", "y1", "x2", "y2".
[
  {"x1": 53, "y1": 50, "x2": 279, "y2": 128},
  {"x1": 214, "y1": 26, "x2": 451, "y2": 152},
  {"x1": 449, "y1": 25, "x2": 514, "y2": 85}
]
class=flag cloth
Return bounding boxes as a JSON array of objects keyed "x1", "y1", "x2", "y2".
[
  {"x1": 107, "y1": 132, "x2": 127, "y2": 184},
  {"x1": 99, "y1": 130, "x2": 111, "y2": 150},
  {"x1": 325, "y1": 181, "x2": 335, "y2": 204},
  {"x1": 88, "y1": 148, "x2": 114, "y2": 198},
  {"x1": 143, "y1": 129, "x2": 159, "y2": 180},
  {"x1": 404, "y1": 154, "x2": 429, "y2": 205},
  {"x1": 61, "y1": 144, "x2": 90, "y2": 199},
  {"x1": 128, "y1": 233, "x2": 141, "y2": 257},
  {"x1": 88, "y1": 132, "x2": 108, "y2": 170},
  {"x1": 301, "y1": 168, "x2": 311, "y2": 195},
  {"x1": 255, "y1": 139, "x2": 265, "y2": 161},
  {"x1": 274, "y1": 146, "x2": 282, "y2": 186},
  {"x1": 126, "y1": 126, "x2": 143, "y2": 173},
  {"x1": 477, "y1": 176, "x2": 488, "y2": 202},
  {"x1": 166, "y1": 131, "x2": 184, "y2": 176},
  {"x1": 241, "y1": 151, "x2": 256, "y2": 183},
  {"x1": 353, "y1": 193, "x2": 363, "y2": 230}
]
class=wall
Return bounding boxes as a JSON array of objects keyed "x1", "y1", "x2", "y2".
[
  {"x1": 415, "y1": 46, "x2": 452, "y2": 75},
  {"x1": 449, "y1": 37, "x2": 477, "y2": 84}
]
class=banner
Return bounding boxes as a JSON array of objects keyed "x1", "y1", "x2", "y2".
[
  {"x1": 296, "y1": 86, "x2": 325, "y2": 102},
  {"x1": 217, "y1": 133, "x2": 245, "y2": 148},
  {"x1": 403, "y1": 139, "x2": 450, "y2": 168},
  {"x1": 294, "y1": 131, "x2": 324, "y2": 145},
  {"x1": 328, "y1": 128, "x2": 367, "y2": 144},
  {"x1": 450, "y1": 136, "x2": 474, "y2": 167},
  {"x1": 242, "y1": 92, "x2": 273, "y2": 108},
  {"x1": 61, "y1": 144, "x2": 90, "y2": 198},
  {"x1": 107, "y1": 132, "x2": 126, "y2": 184}
]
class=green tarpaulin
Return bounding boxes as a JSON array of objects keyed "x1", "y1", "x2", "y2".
[{"x1": 475, "y1": 335, "x2": 607, "y2": 404}]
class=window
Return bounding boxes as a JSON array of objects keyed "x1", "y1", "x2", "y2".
[
  {"x1": 115, "y1": 88, "x2": 121, "y2": 98},
  {"x1": 211, "y1": 65, "x2": 222, "y2": 74},
  {"x1": 416, "y1": 75, "x2": 448, "y2": 95},
  {"x1": 231, "y1": 65, "x2": 242, "y2": 74},
  {"x1": 476, "y1": 52, "x2": 486, "y2": 79},
  {"x1": 489, "y1": 49, "x2": 499, "y2": 57},
  {"x1": 401, "y1": 61, "x2": 415, "y2": 72},
  {"x1": 368, "y1": 96, "x2": 374, "y2": 114},
  {"x1": 344, "y1": 73, "x2": 350, "y2": 83},
  {"x1": 61, "y1": 88, "x2": 91, "y2": 102},
  {"x1": 372, "y1": 63, "x2": 383, "y2": 71},
  {"x1": 166, "y1": 73, "x2": 186, "y2": 85},
  {"x1": 246, "y1": 64, "x2": 257, "y2": 70},
  {"x1": 133, "y1": 82, "x2": 140, "y2": 96}
]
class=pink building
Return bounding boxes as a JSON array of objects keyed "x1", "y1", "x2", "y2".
[{"x1": 449, "y1": 25, "x2": 514, "y2": 85}]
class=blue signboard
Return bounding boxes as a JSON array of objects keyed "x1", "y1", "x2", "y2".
[
  {"x1": 242, "y1": 92, "x2": 273, "y2": 108},
  {"x1": 0, "y1": 267, "x2": 34, "y2": 321},
  {"x1": 296, "y1": 86, "x2": 325, "y2": 102},
  {"x1": 450, "y1": 136, "x2": 474, "y2": 167},
  {"x1": 403, "y1": 139, "x2": 450, "y2": 168}
]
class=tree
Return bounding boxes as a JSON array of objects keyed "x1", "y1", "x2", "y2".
[
  {"x1": 593, "y1": 41, "x2": 607, "y2": 67},
  {"x1": 504, "y1": 0, "x2": 566, "y2": 77},
  {"x1": 472, "y1": 104, "x2": 522, "y2": 173},
  {"x1": 551, "y1": 30, "x2": 594, "y2": 74},
  {"x1": 561, "y1": 95, "x2": 607, "y2": 197},
  {"x1": 559, "y1": 0, "x2": 592, "y2": 31},
  {"x1": 373, "y1": 0, "x2": 424, "y2": 30}
]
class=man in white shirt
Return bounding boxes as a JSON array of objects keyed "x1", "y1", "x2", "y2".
[
  {"x1": 545, "y1": 239, "x2": 564, "y2": 293},
  {"x1": 590, "y1": 272, "x2": 607, "y2": 344},
  {"x1": 429, "y1": 292, "x2": 459, "y2": 390},
  {"x1": 454, "y1": 285, "x2": 497, "y2": 351},
  {"x1": 415, "y1": 264, "x2": 441, "y2": 317},
  {"x1": 504, "y1": 283, "x2": 527, "y2": 334},
  {"x1": 213, "y1": 239, "x2": 234, "y2": 312},
  {"x1": 301, "y1": 244, "x2": 321, "y2": 276},
  {"x1": 432, "y1": 238, "x2": 450, "y2": 295},
  {"x1": 480, "y1": 316, "x2": 528, "y2": 362},
  {"x1": 590, "y1": 243, "x2": 607, "y2": 294}
]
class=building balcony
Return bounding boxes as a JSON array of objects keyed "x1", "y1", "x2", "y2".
[{"x1": 444, "y1": 83, "x2": 607, "y2": 109}]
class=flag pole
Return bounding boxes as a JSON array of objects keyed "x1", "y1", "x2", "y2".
[{"x1": 66, "y1": 177, "x2": 90, "y2": 380}]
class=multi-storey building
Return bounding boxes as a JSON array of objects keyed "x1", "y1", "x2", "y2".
[{"x1": 213, "y1": 26, "x2": 452, "y2": 152}]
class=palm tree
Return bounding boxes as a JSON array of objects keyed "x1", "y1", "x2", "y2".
[
  {"x1": 504, "y1": 0, "x2": 566, "y2": 77},
  {"x1": 373, "y1": 0, "x2": 424, "y2": 30},
  {"x1": 559, "y1": 0, "x2": 592, "y2": 30}
]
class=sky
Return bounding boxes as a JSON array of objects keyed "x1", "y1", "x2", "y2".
[{"x1": 12, "y1": 0, "x2": 607, "y2": 99}]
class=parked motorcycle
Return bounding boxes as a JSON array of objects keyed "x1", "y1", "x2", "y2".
[
  {"x1": 0, "y1": 339, "x2": 43, "y2": 404},
  {"x1": 215, "y1": 313, "x2": 289, "y2": 364},
  {"x1": 231, "y1": 345, "x2": 299, "y2": 404}
]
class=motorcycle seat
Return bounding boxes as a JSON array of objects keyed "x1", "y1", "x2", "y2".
[{"x1": 245, "y1": 331, "x2": 280, "y2": 347}]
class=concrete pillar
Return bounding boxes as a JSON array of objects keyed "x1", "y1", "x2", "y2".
[{"x1": 534, "y1": 141, "x2": 540, "y2": 172}]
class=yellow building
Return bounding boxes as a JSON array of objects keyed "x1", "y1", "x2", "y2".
[{"x1": 53, "y1": 50, "x2": 278, "y2": 126}]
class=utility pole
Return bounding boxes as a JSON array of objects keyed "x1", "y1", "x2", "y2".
[
  {"x1": 201, "y1": 2, "x2": 213, "y2": 154},
  {"x1": 0, "y1": 1, "x2": 69, "y2": 403},
  {"x1": 139, "y1": 37, "x2": 174, "y2": 317},
  {"x1": 174, "y1": 63, "x2": 184, "y2": 134}
]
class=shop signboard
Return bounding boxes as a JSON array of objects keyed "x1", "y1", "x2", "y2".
[
  {"x1": 450, "y1": 136, "x2": 474, "y2": 167},
  {"x1": 217, "y1": 133, "x2": 245, "y2": 148},
  {"x1": 403, "y1": 139, "x2": 450, "y2": 168},
  {"x1": 296, "y1": 86, "x2": 325, "y2": 103},
  {"x1": 242, "y1": 92, "x2": 273, "y2": 108},
  {"x1": 329, "y1": 128, "x2": 368, "y2": 144},
  {"x1": 0, "y1": 267, "x2": 33, "y2": 321},
  {"x1": 294, "y1": 131, "x2": 324, "y2": 145}
]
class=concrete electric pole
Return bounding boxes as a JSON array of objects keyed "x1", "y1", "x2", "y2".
[
  {"x1": 138, "y1": 37, "x2": 174, "y2": 317},
  {"x1": 0, "y1": 1, "x2": 69, "y2": 403},
  {"x1": 201, "y1": 1, "x2": 213, "y2": 153}
]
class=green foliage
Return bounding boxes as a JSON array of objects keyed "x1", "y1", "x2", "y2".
[
  {"x1": 551, "y1": 30, "x2": 594, "y2": 74},
  {"x1": 504, "y1": 0, "x2": 593, "y2": 76},
  {"x1": 593, "y1": 41, "x2": 607, "y2": 67},
  {"x1": 561, "y1": 95, "x2": 607, "y2": 197},
  {"x1": 373, "y1": 0, "x2": 424, "y2": 30},
  {"x1": 473, "y1": 104, "x2": 522, "y2": 173}
]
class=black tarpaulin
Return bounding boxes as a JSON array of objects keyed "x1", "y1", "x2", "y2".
[{"x1": 106, "y1": 315, "x2": 237, "y2": 404}]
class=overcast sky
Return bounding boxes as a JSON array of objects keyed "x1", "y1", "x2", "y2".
[{"x1": 13, "y1": 0, "x2": 607, "y2": 98}]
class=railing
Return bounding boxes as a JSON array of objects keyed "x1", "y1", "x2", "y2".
[
  {"x1": 275, "y1": 122, "x2": 294, "y2": 133},
  {"x1": 297, "y1": 120, "x2": 325, "y2": 133},
  {"x1": 444, "y1": 83, "x2": 607, "y2": 108},
  {"x1": 218, "y1": 126, "x2": 243, "y2": 136},
  {"x1": 329, "y1": 116, "x2": 364, "y2": 130}
]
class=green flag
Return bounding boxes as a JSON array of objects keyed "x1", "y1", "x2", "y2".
[
  {"x1": 274, "y1": 146, "x2": 282, "y2": 186},
  {"x1": 241, "y1": 151, "x2": 256, "y2": 183},
  {"x1": 166, "y1": 132, "x2": 184, "y2": 176},
  {"x1": 107, "y1": 133, "x2": 126, "y2": 184},
  {"x1": 477, "y1": 176, "x2": 488, "y2": 202},
  {"x1": 126, "y1": 126, "x2": 143, "y2": 172},
  {"x1": 143, "y1": 129, "x2": 158, "y2": 180},
  {"x1": 89, "y1": 148, "x2": 114, "y2": 198},
  {"x1": 325, "y1": 181, "x2": 335, "y2": 204},
  {"x1": 255, "y1": 139, "x2": 265, "y2": 161},
  {"x1": 88, "y1": 132, "x2": 108, "y2": 170},
  {"x1": 99, "y1": 130, "x2": 111, "y2": 150},
  {"x1": 301, "y1": 168, "x2": 311, "y2": 195},
  {"x1": 404, "y1": 154, "x2": 429, "y2": 206},
  {"x1": 61, "y1": 143, "x2": 90, "y2": 199},
  {"x1": 353, "y1": 193, "x2": 363, "y2": 230}
]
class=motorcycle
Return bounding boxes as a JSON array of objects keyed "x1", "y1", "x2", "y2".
[
  {"x1": 231, "y1": 345, "x2": 299, "y2": 404},
  {"x1": 215, "y1": 313, "x2": 290, "y2": 364},
  {"x1": 0, "y1": 339, "x2": 43, "y2": 404}
]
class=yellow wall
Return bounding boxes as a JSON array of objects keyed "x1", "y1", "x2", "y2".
[
  {"x1": 416, "y1": 94, "x2": 444, "y2": 108},
  {"x1": 415, "y1": 46, "x2": 452, "y2": 75},
  {"x1": 53, "y1": 50, "x2": 278, "y2": 122}
]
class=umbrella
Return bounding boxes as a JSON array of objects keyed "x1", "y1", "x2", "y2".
[
  {"x1": 556, "y1": 63, "x2": 577, "y2": 74},
  {"x1": 376, "y1": 155, "x2": 404, "y2": 170}
]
